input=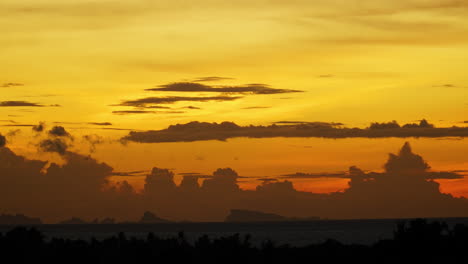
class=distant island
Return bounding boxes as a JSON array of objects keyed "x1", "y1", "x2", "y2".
[
  {"x1": 0, "y1": 213, "x2": 42, "y2": 225},
  {"x1": 57, "y1": 211, "x2": 170, "y2": 225},
  {"x1": 225, "y1": 209, "x2": 319, "y2": 222}
]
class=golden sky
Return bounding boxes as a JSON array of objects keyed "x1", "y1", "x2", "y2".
[{"x1": 1, "y1": 0, "x2": 467, "y2": 197}]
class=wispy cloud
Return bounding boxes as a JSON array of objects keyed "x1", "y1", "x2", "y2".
[
  {"x1": 112, "y1": 110, "x2": 185, "y2": 115},
  {"x1": 146, "y1": 82, "x2": 303, "y2": 95},
  {"x1": 0, "y1": 101, "x2": 44, "y2": 107},
  {"x1": 117, "y1": 96, "x2": 242, "y2": 108},
  {"x1": 0, "y1": 83, "x2": 24, "y2": 88}
]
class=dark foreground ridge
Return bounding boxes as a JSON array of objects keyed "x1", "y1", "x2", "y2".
[{"x1": 1, "y1": 219, "x2": 468, "y2": 263}]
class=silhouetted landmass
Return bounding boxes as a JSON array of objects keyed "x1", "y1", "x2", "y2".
[
  {"x1": 122, "y1": 119, "x2": 468, "y2": 143},
  {"x1": 0, "y1": 219, "x2": 467, "y2": 263},
  {"x1": 225, "y1": 209, "x2": 319, "y2": 222},
  {"x1": 0, "y1": 214, "x2": 42, "y2": 225},
  {"x1": 139, "y1": 211, "x2": 170, "y2": 224},
  {"x1": 58, "y1": 217, "x2": 88, "y2": 225}
]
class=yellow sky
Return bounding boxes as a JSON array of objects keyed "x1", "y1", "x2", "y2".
[{"x1": 0, "y1": 0, "x2": 467, "y2": 196}]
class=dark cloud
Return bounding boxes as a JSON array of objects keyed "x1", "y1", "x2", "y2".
[
  {"x1": 32, "y1": 122, "x2": 45, "y2": 132},
  {"x1": 123, "y1": 120, "x2": 468, "y2": 143},
  {"x1": 0, "y1": 101, "x2": 44, "y2": 107},
  {"x1": 146, "y1": 82, "x2": 303, "y2": 95},
  {"x1": 0, "y1": 141, "x2": 467, "y2": 222},
  {"x1": 0, "y1": 134, "x2": 6, "y2": 147},
  {"x1": 38, "y1": 138, "x2": 68, "y2": 155},
  {"x1": 88, "y1": 122, "x2": 113, "y2": 126},
  {"x1": 182, "y1": 106, "x2": 201, "y2": 110},
  {"x1": 191, "y1": 76, "x2": 234, "y2": 82},
  {"x1": 281, "y1": 172, "x2": 349, "y2": 179},
  {"x1": 48, "y1": 126, "x2": 71, "y2": 137},
  {"x1": 201, "y1": 168, "x2": 240, "y2": 192},
  {"x1": 111, "y1": 170, "x2": 149, "y2": 177},
  {"x1": 0, "y1": 83, "x2": 23, "y2": 88},
  {"x1": 117, "y1": 95, "x2": 242, "y2": 108},
  {"x1": 274, "y1": 121, "x2": 344, "y2": 126},
  {"x1": 112, "y1": 110, "x2": 185, "y2": 115},
  {"x1": 0, "y1": 124, "x2": 34, "y2": 127}
]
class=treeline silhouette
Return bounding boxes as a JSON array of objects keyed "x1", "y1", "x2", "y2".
[{"x1": 1, "y1": 219, "x2": 468, "y2": 263}]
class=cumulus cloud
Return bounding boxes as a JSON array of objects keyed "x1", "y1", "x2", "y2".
[
  {"x1": 146, "y1": 82, "x2": 303, "y2": 95},
  {"x1": 122, "y1": 120, "x2": 468, "y2": 143},
  {"x1": 32, "y1": 122, "x2": 45, "y2": 132},
  {"x1": 0, "y1": 140, "x2": 467, "y2": 222},
  {"x1": 0, "y1": 134, "x2": 6, "y2": 147},
  {"x1": 39, "y1": 138, "x2": 68, "y2": 155},
  {"x1": 48, "y1": 126, "x2": 71, "y2": 137},
  {"x1": 202, "y1": 168, "x2": 240, "y2": 192}
]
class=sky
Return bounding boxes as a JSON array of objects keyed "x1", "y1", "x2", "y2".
[{"x1": 0, "y1": 0, "x2": 467, "y2": 221}]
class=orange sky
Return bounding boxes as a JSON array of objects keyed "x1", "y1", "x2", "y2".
[{"x1": 0, "y1": 0, "x2": 467, "y2": 198}]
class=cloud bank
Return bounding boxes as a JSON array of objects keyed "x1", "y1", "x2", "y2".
[
  {"x1": 0, "y1": 131, "x2": 467, "y2": 222},
  {"x1": 122, "y1": 120, "x2": 468, "y2": 143}
]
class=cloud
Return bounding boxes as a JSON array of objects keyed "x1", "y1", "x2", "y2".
[
  {"x1": 182, "y1": 106, "x2": 201, "y2": 110},
  {"x1": 32, "y1": 122, "x2": 45, "y2": 133},
  {"x1": 117, "y1": 96, "x2": 242, "y2": 108},
  {"x1": 48, "y1": 126, "x2": 71, "y2": 137},
  {"x1": 280, "y1": 172, "x2": 349, "y2": 179},
  {"x1": 6, "y1": 129, "x2": 21, "y2": 137},
  {"x1": 0, "y1": 120, "x2": 17, "y2": 124},
  {"x1": 0, "y1": 124, "x2": 35, "y2": 128},
  {"x1": 88, "y1": 122, "x2": 113, "y2": 126},
  {"x1": 146, "y1": 82, "x2": 303, "y2": 95},
  {"x1": 191, "y1": 76, "x2": 234, "y2": 82},
  {"x1": 0, "y1": 140, "x2": 467, "y2": 222},
  {"x1": 112, "y1": 110, "x2": 185, "y2": 115},
  {"x1": 82, "y1": 134, "x2": 104, "y2": 153},
  {"x1": 0, "y1": 101, "x2": 44, "y2": 107},
  {"x1": 201, "y1": 168, "x2": 240, "y2": 192},
  {"x1": 274, "y1": 121, "x2": 344, "y2": 126},
  {"x1": 242, "y1": 106, "x2": 271, "y2": 110},
  {"x1": 0, "y1": 134, "x2": 6, "y2": 147},
  {"x1": 123, "y1": 120, "x2": 468, "y2": 143},
  {"x1": 38, "y1": 138, "x2": 68, "y2": 155},
  {"x1": 111, "y1": 170, "x2": 149, "y2": 177},
  {"x1": 0, "y1": 83, "x2": 24, "y2": 88}
]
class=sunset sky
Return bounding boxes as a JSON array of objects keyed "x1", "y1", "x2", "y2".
[{"x1": 1, "y1": 0, "x2": 467, "y2": 199}]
